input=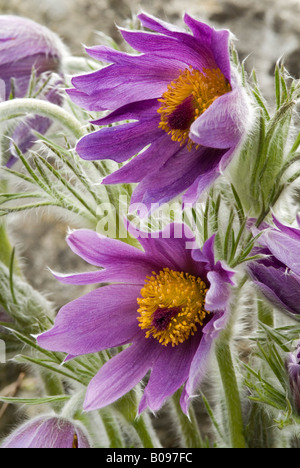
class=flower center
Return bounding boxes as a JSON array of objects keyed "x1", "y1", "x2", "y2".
[
  {"x1": 157, "y1": 67, "x2": 231, "y2": 149},
  {"x1": 137, "y1": 268, "x2": 210, "y2": 347}
]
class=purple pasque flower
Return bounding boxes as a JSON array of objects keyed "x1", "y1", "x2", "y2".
[
  {"x1": 0, "y1": 415, "x2": 90, "y2": 448},
  {"x1": 286, "y1": 343, "x2": 300, "y2": 415},
  {"x1": 0, "y1": 15, "x2": 65, "y2": 167},
  {"x1": 247, "y1": 215, "x2": 300, "y2": 317},
  {"x1": 68, "y1": 12, "x2": 252, "y2": 212},
  {"x1": 37, "y1": 223, "x2": 235, "y2": 414}
]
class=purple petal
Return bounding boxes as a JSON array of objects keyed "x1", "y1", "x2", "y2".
[
  {"x1": 76, "y1": 120, "x2": 161, "y2": 163},
  {"x1": 262, "y1": 230, "x2": 300, "y2": 276},
  {"x1": 181, "y1": 311, "x2": 227, "y2": 413},
  {"x1": 37, "y1": 284, "x2": 141, "y2": 355},
  {"x1": 130, "y1": 145, "x2": 226, "y2": 210},
  {"x1": 272, "y1": 215, "x2": 300, "y2": 240},
  {"x1": 1, "y1": 416, "x2": 90, "y2": 448},
  {"x1": 184, "y1": 14, "x2": 231, "y2": 81},
  {"x1": 71, "y1": 56, "x2": 179, "y2": 95},
  {"x1": 139, "y1": 332, "x2": 201, "y2": 413},
  {"x1": 127, "y1": 222, "x2": 196, "y2": 274},
  {"x1": 69, "y1": 79, "x2": 167, "y2": 111},
  {"x1": 211, "y1": 29, "x2": 231, "y2": 82},
  {"x1": 69, "y1": 54, "x2": 182, "y2": 110},
  {"x1": 91, "y1": 98, "x2": 159, "y2": 126},
  {"x1": 83, "y1": 335, "x2": 160, "y2": 411},
  {"x1": 248, "y1": 263, "x2": 300, "y2": 316},
  {"x1": 64, "y1": 229, "x2": 158, "y2": 283},
  {"x1": 138, "y1": 12, "x2": 185, "y2": 35},
  {"x1": 120, "y1": 29, "x2": 215, "y2": 72},
  {"x1": 190, "y1": 87, "x2": 248, "y2": 149},
  {"x1": 103, "y1": 133, "x2": 179, "y2": 184},
  {"x1": 66, "y1": 88, "x2": 107, "y2": 112},
  {"x1": 85, "y1": 45, "x2": 141, "y2": 63},
  {"x1": 0, "y1": 16, "x2": 62, "y2": 65},
  {"x1": 205, "y1": 270, "x2": 232, "y2": 310},
  {"x1": 192, "y1": 234, "x2": 216, "y2": 267},
  {"x1": 136, "y1": 12, "x2": 218, "y2": 70},
  {"x1": 1, "y1": 417, "x2": 43, "y2": 448}
]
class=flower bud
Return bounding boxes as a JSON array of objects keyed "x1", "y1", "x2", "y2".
[
  {"x1": 0, "y1": 15, "x2": 67, "y2": 167},
  {"x1": 286, "y1": 343, "x2": 300, "y2": 416},
  {"x1": 0, "y1": 415, "x2": 91, "y2": 448}
]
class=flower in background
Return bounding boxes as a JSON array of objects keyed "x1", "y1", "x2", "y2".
[
  {"x1": 68, "y1": 12, "x2": 252, "y2": 212},
  {"x1": 286, "y1": 342, "x2": 300, "y2": 416},
  {"x1": 247, "y1": 215, "x2": 300, "y2": 317},
  {"x1": 0, "y1": 415, "x2": 90, "y2": 448},
  {"x1": 38, "y1": 223, "x2": 235, "y2": 414},
  {"x1": 0, "y1": 15, "x2": 66, "y2": 167}
]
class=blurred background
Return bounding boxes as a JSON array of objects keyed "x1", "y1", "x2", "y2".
[
  {"x1": 0, "y1": 0, "x2": 300, "y2": 446},
  {"x1": 1, "y1": 0, "x2": 300, "y2": 99}
]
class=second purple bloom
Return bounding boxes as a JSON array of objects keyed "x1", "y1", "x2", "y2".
[
  {"x1": 38, "y1": 223, "x2": 235, "y2": 414},
  {"x1": 248, "y1": 216, "x2": 300, "y2": 318},
  {"x1": 68, "y1": 13, "x2": 252, "y2": 211}
]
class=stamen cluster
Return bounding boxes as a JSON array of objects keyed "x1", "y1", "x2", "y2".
[
  {"x1": 137, "y1": 268, "x2": 209, "y2": 347},
  {"x1": 158, "y1": 67, "x2": 231, "y2": 149}
]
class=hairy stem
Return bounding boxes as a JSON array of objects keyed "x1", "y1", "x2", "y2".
[{"x1": 0, "y1": 98, "x2": 85, "y2": 140}]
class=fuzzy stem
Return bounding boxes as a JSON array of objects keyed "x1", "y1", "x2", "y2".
[
  {"x1": 100, "y1": 410, "x2": 125, "y2": 448},
  {"x1": 113, "y1": 388, "x2": 161, "y2": 448},
  {"x1": 0, "y1": 222, "x2": 13, "y2": 269},
  {"x1": 257, "y1": 299, "x2": 274, "y2": 327},
  {"x1": 0, "y1": 180, "x2": 13, "y2": 269},
  {"x1": 131, "y1": 413, "x2": 161, "y2": 448},
  {"x1": 172, "y1": 389, "x2": 204, "y2": 448},
  {"x1": 40, "y1": 370, "x2": 65, "y2": 413},
  {"x1": 0, "y1": 98, "x2": 85, "y2": 140},
  {"x1": 215, "y1": 336, "x2": 246, "y2": 448}
]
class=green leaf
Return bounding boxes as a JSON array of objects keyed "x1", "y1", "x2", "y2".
[{"x1": 0, "y1": 395, "x2": 70, "y2": 405}]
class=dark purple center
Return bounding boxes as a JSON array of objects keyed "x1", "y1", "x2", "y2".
[
  {"x1": 152, "y1": 307, "x2": 181, "y2": 331},
  {"x1": 167, "y1": 95, "x2": 195, "y2": 130}
]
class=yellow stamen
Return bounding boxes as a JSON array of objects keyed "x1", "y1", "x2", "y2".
[
  {"x1": 137, "y1": 268, "x2": 210, "y2": 347},
  {"x1": 72, "y1": 433, "x2": 78, "y2": 448},
  {"x1": 157, "y1": 67, "x2": 231, "y2": 149}
]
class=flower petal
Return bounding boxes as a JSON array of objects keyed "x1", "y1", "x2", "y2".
[
  {"x1": 139, "y1": 332, "x2": 201, "y2": 413},
  {"x1": 272, "y1": 215, "x2": 300, "y2": 241},
  {"x1": 248, "y1": 263, "x2": 300, "y2": 316},
  {"x1": 180, "y1": 312, "x2": 227, "y2": 413},
  {"x1": 262, "y1": 230, "x2": 300, "y2": 276},
  {"x1": 205, "y1": 270, "x2": 232, "y2": 310},
  {"x1": 37, "y1": 285, "x2": 141, "y2": 355},
  {"x1": 83, "y1": 335, "x2": 160, "y2": 411},
  {"x1": 128, "y1": 222, "x2": 196, "y2": 274},
  {"x1": 120, "y1": 29, "x2": 214, "y2": 72},
  {"x1": 65, "y1": 229, "x2": 158, "y2": 283},
  {"x1": 190, "y1": 86, "x2": 248, "y2": 149},
  {"x1": 184, "y1": 14, "x2": 231, "y2": 81},
  {"x1": 91, "y1": 98, "x2": 159, "y2": 126},
  {"x1": 76, "y1": 120, "x2": 161, "y2": 163},
  {"x1": 103, "y1": 133, "x2": 178, "y2": 184},
  {"x1": 130, "y1": 145, "x2": 226, "y2": 209}
]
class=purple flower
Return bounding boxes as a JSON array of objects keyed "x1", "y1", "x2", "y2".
[
  {"x1": 247, "y1": 216, "x2": 300, "y2": 317},
  {"x1": 0, "y1": 415, "x2": 90, "y2": 448},
  {"x1": 37, "y1": 223, "x2": 235, "y2": 414},
  {"x1": 68, "y1": 13, "x2": 252, "y2": 212},
  {"x1": 286, "y1": 343, "x2": 300, "y2": 415},
  {"x1": 0, "y1": 15, "x2": 65, "y2": 167}
]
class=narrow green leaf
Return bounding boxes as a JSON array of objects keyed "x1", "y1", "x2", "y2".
[{"x1": 0, "y1": 395, "x2": 70, "y2": 405}]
